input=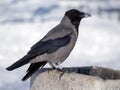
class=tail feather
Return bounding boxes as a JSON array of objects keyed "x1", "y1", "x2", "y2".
[
  {"x1": 22, "y1": 61, "x2": 47, "y2": 81},
  {"x1": 6, "y1": 54, "x2": 36, "y2": 71}
]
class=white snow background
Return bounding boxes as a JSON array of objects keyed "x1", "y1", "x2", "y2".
[{"x1": 0, "y1": 0, "x2": 120, "y2": 90}]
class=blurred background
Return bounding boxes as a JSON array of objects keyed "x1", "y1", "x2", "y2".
[{"x1": 0, "y1": 0, "x2": 120, "y2": 90}]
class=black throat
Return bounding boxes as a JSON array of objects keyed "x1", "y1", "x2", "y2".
[{"x1": 71, "y1": 19, "x2": 81, "y2": 32}]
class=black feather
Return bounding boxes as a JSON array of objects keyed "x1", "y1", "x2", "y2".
[
  {"x1": 6, "y1": 33, "x2": 72, "y2": 71},
  {"x1": 6, "y1": 54, "x2": 36, "y2": 71},
  {"x1": 22, "y1": 61, "x2": 47, "y2": 81},
  {"x1": 28, "y1": 32, "x2": 72, "y2": 54}
]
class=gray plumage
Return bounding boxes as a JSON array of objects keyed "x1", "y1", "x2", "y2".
[{"x1": 6, "y1": 9, "x2": 91, "y2": 81}]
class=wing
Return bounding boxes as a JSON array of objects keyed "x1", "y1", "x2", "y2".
[
  {"x1": 28, "y1": 32, "x2": 73, "y2": 55},
  {"x1": 31, "y1": 24, "x2": 73, "y2": 49},
  {"x1": 22, "y1": 61, "x2": 47, "y2": 81},
  {"x1": 6, "y1": 32, "x2": 73, "y2": 71}
]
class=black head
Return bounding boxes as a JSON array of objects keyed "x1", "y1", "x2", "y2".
[{"x1": 65, "y1": 9, "x2": 91, "y2": 30}]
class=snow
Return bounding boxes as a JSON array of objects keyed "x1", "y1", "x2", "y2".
[{"x1": 0, "y1": 0, "x2": 120, "y2": 90}]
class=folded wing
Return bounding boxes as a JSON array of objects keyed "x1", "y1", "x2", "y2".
[{"x1": 6, "y1": 32, "x2": 72, "y2": 71}]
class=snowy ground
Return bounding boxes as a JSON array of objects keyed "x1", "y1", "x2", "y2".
[{"x1": 0, "y1": 0, "x2": 120, "y2": 90}]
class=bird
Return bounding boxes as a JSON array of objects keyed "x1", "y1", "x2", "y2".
[{"x1": 6, "y1": 9, "x2": 91, "y2": 81}]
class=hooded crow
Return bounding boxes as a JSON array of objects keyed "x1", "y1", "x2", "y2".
[{"x1": 6, "y1": 9, "x2": 91, "y2": 81}]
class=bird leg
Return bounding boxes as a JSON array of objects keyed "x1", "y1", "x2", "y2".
[{"x1": 48, "y1": 62, "x2": 65, "y2": 80}]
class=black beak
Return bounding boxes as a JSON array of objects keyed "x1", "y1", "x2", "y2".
[
  {"x1": 80, "y1": 12, "x2": 91, "y2": 18},
  {"x1": 84, "y1": 13, "x2": 91, "y2": 18}
]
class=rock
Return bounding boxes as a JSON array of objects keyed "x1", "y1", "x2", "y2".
[{"x1": 30, "y1": 66, "x2": 120, "y2": 90}]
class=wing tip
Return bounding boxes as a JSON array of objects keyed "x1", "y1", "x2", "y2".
[
  {"x1": 22, "y1": 77, "x2": 27, "y2": 81},
  {"x1": 6, "y1": 66, "x2": 14, "y2": 71}
]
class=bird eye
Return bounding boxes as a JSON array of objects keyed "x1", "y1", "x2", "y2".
[{"x1": 74, "y1": 14, "x2": 79, "y2": 18}]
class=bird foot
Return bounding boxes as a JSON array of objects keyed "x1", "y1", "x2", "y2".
[{"x1": 56, "y1": 68, "x2": 70, "y2": 80}]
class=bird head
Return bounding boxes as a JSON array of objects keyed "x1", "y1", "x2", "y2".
[
  {"x1": 65, "y1": 9, "x2": 91, "y2": 30},
  {"x1": 65, "y1": 9, "x2": 91, "y2": 21}
]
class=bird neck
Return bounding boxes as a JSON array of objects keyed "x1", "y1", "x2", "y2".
[
  {"x1": 71, "y1": 19, "x2": 81, "y2": 32},
  {"x1": 60, "y1": 16, "x2": 73, "y2": 26},
  {"x1": 60, "y1": 15, "x2": 80, "y2": 33}
]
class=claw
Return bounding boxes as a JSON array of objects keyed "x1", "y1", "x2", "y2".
[
  {"x1": 57, "y1": 68, "x2": 70, "y2": 80},
  {"x1": 57, "y1": 68, "x2": 65, "y2": 80}
]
